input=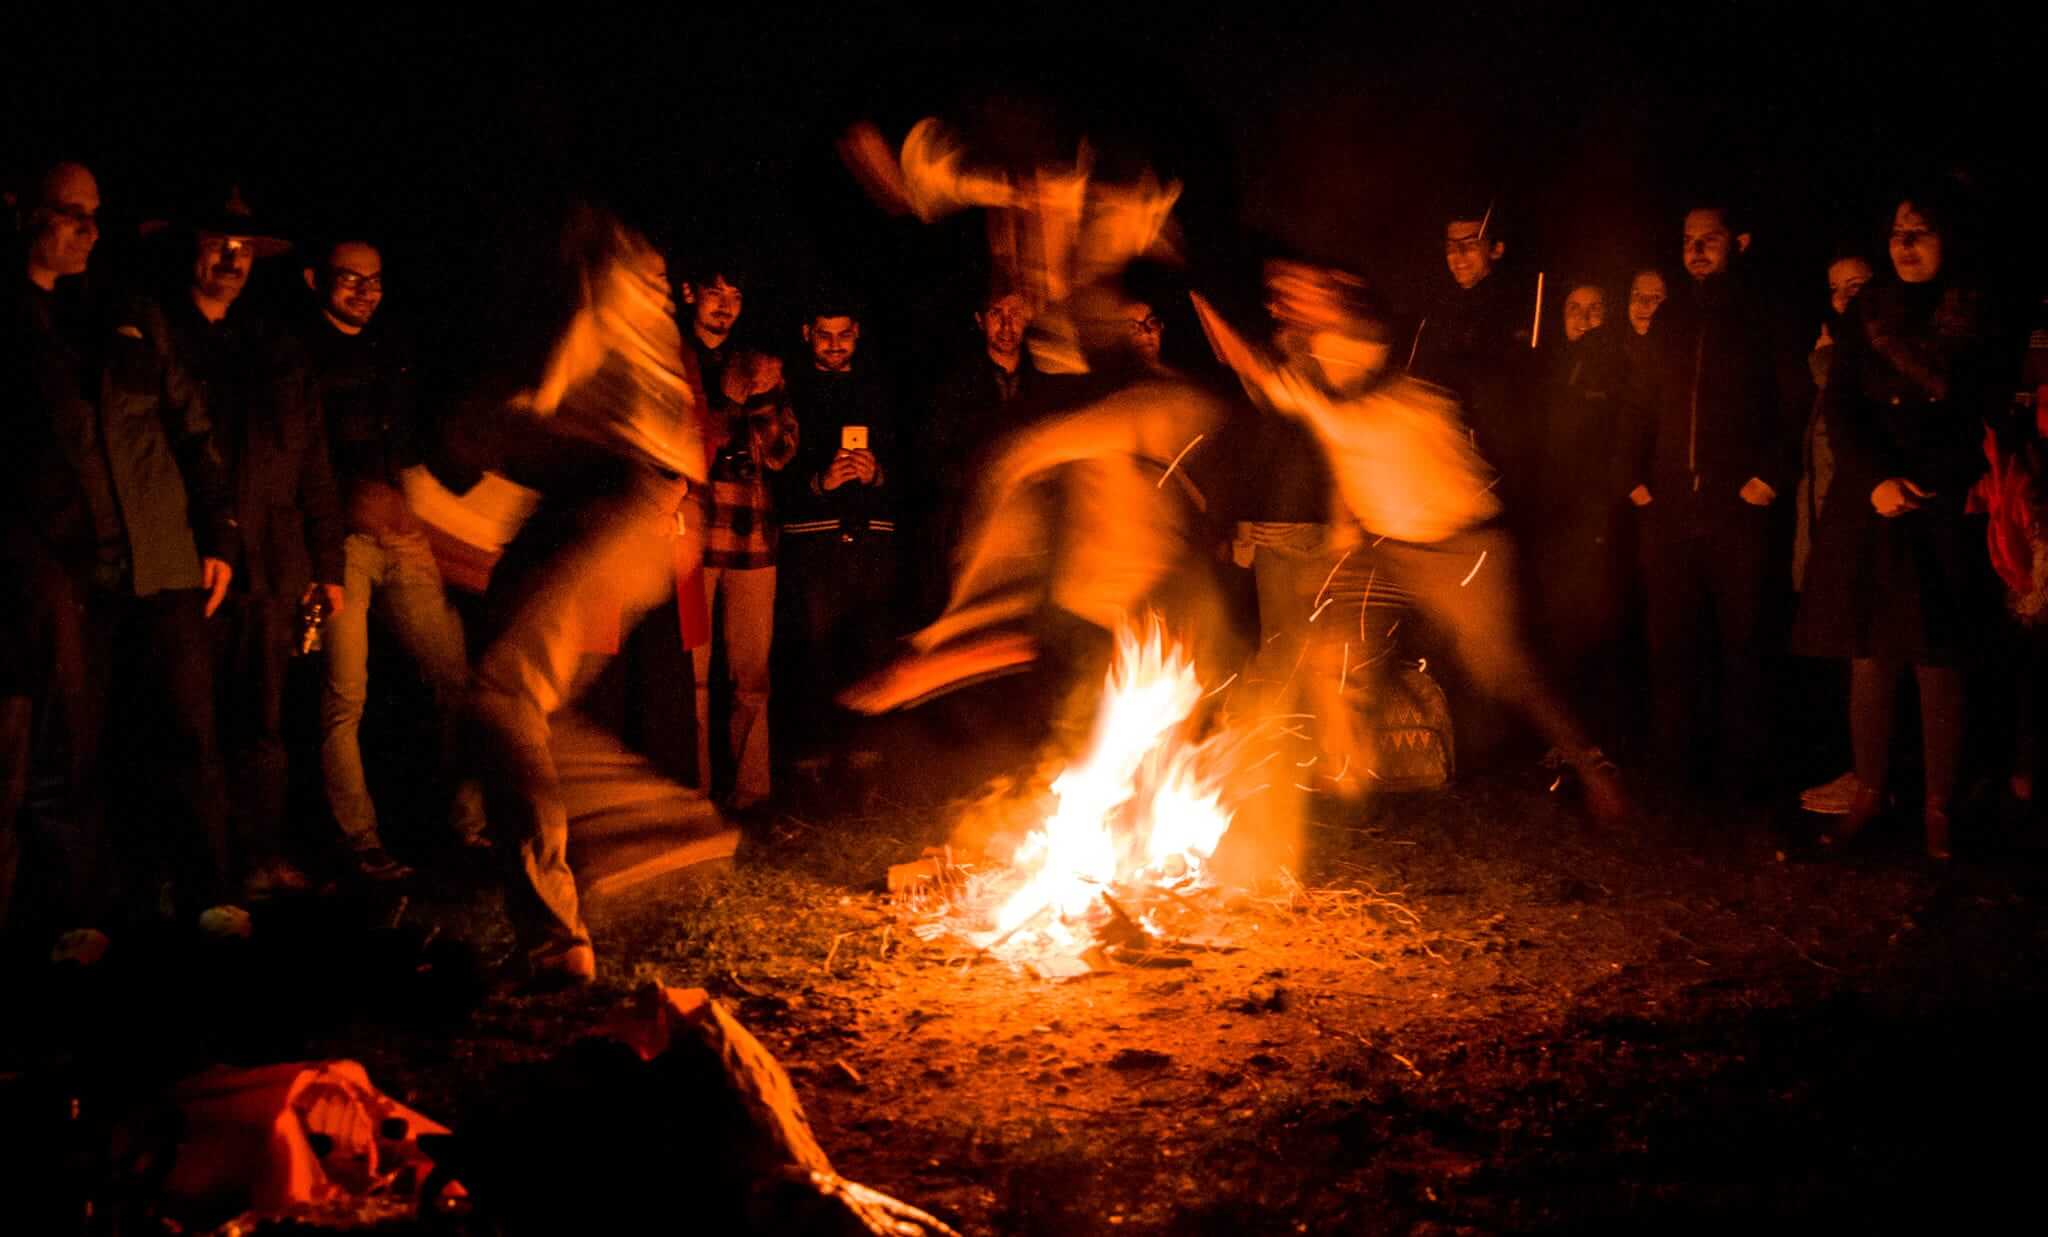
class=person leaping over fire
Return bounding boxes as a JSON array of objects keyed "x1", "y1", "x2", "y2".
[
  {"x1": 1194, "y1": 259, "x2": 1633, "y2": 825},
  {"x1": 838, "y1": 334, "x2": 1230, "y2": 719},
  {"x1": 430, "y1": 206, "x2": 711, "y2": 991}
]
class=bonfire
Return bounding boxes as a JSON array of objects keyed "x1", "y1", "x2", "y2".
[{"x1": 908, "y1": 620, "x2": 1247, "y2": 974}]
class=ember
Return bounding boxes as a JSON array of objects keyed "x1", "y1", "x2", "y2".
[{"x1": 922, "y1": 620, "x2": 1245, "y2": 969}]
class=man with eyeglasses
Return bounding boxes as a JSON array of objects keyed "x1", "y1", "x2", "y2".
[
  {"x1": 777, "y1": 296, "x2": 898, "y2": 782},
  {"x1": 1124, "y1": 301, "x2": 1168, "y2": 374},
  {"x1": 2, "y1": 161, "x2": 240, "y2": 945},
  {"x1": 1626, "y1": 200, "x2": 1801, "y2": 805},
  {"x1": 1409, "y1": 202, "x2": 1538, "y2": 484},
  {"x1": 300, "y1": 239, "x2": 487, "y2": 880}
]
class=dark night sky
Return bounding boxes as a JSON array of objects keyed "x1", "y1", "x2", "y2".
[{"x1": 7, "y1": 2, "x2": 2041, "y2": 378}]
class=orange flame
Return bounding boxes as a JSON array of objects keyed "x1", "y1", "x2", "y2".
[{"x1": 969, "y1": 620, "x2": 1237, "y2": 959}]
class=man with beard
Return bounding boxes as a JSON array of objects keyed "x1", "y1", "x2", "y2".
[
  {"x1": 778, "y1": 297, "x2": 897, "y2": 775},
  {"x1": 164, "y1": 196, "x2": 345, "y2": 900},
  {"x1": 302, "y1": 238, "x2": 487, "y2": 879},
  {"x1": 2, "y1": 161, "x2": 238, "y2": 942},
  {"x1": 1628, "y1": 202, "x2": 1800, "y2": 803},
  {"x1": 678, "y1": 258, "x2": 796, "y2": 811},
  {"x1": 910, "y1": 286, "x2": 1043, "y2": 623}
]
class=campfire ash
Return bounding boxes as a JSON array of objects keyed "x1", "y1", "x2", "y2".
[{"x1": 899, "y1": 621, "x2": 1249, "y2": 975}]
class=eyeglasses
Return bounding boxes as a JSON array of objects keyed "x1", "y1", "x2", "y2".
[
  {"x1": 332, "y1": 269, "x2": 384, "y2": 293},
  {"x1": 1127, "y1": 315, "x2": 1162, "y2": 333}
]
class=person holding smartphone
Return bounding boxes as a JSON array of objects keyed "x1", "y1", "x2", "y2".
[{"x1": 778, "y1": 298, "x2": 899, "y2": 779}]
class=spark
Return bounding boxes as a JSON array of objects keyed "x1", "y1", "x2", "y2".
[
  {"x1": 1309, "y1": 597, "x2": 1336, "y2": 623},
  {"x1": 1386, "y1": 619, "x2": 1401, "y2": 638},
  {"x1": 1312, "y1": 548, "x2": 1354, "y2": 611},
  {"x1": 1459, "y1": 550, "x2": 1488, "y2": 587},
  {"x1": 1294, "y1": 783, "x2": 1317, "y2": 793},
  {"x1": 1405, "y1": 316, "x2": 1427, "y2": 372},
  {"x1": 1366, "y1": 767, "x2": 1384, "y2": 781},
  {"x1": 1295, "y1": 755, "x2": 1319, "y2": 768},
  {"x1": 1201, "y1": 671, "x2": 1239, "y2": 700},
  {"x1": 1155, "y1": 433, "x2": 1206, "y2": 489},
  {"x1": 1329, "y1": 755, "x2": 1352, "y2": 782},
  {"x1": 1338, "y1": 642, "x2": 1351, "y2": 693}
]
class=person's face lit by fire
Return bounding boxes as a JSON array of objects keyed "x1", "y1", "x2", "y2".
[
  {"x1": 307, "y1": 241, "x2": 384, "y2": 334},
  {"x1": 24, "y1": 163, "x2": 100, "y2": 288},
  {"x1": 1681, "y1": 208, "x2": 1747, "y2": 281},
  {"x1": 1626, "y1": 271, "x2": 1666, "y2": 335},
  {"x1": 1443, "y1": 219, "x2": 1502, "y2": 290},
  {"x1": 803, "y1": 314, "x2": 860, "y2": 372},
  {"x1": 1826, "y1": 257, "x2": 1873, "y2": 315},
  {"x1": 1125, "y1": 301, "x2": 1164, "y2": 367},
  {"x1": 977, "y1": 293, "x2": 1031, "y2": 367},
  {"x1": 683, "y1": 275, "x2": 744, "y2": 345},
  {"x1": 1888, "y1": 203, "x2": 1942, "y2": 285},
  {"x1": 193, "y1": 232, "x2": 255, "y2": 306},
  {"x1": 1562, "y1": 286, "x2": 1606, "y2": 343}
]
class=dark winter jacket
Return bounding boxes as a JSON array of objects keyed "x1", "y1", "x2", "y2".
[
  {"x1": 1792, "y1": 277, "x2": 2000, "y2": 661},
  {"x1": 301, "y1": 313, "x2": 423, "y2": 536},
  {"x1": 166, "y1": 299, "x2": 344, "y2": 600},
  {"x1": 1630, "y1": 271, "x2": 1799, "y2": 531},
  {"x1": 2, "y1": 280, "x2": 235, "y2": 595},
  {"x1": 1408, "y1": 269, "x2": 1538, "y2": 475},
  {"x1": 780, "y1": 366, "x2": 898, "y2": 540}
]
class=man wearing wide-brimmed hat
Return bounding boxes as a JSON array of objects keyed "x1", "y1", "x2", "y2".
[{"x1": 160, "y1": 187, "x2": 346, "y2": 904}]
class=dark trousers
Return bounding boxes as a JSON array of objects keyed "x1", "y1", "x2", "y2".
[
  {"x1": 4, "y1": 565, "x2": 232, "y2": 929},
  {"x1": 777, "y1": 532, "x2": 896, "y2": 755},
  {"x1": 213, "y1": 595, "x2": 297, "y2": 867},
  {"x1": 1640, "y1": 510, "x2": 1770, "y2": 789}
]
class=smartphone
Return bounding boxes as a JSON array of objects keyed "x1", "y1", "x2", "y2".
[{"x1": 840, "y1": 425, "x2": 869, "y2": 451}]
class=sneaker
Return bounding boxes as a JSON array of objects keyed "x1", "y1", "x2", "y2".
[
  {"x1": 353, "y1": 847, "x2": 415, "y2": 883},
  {"x1": 243, "y1": 859, "x2": 312, "y2": 901},
  {"x1": 1801, "y1": 771, "x2": 1859, "y2": 815},
  {"x1": 198, "y1": 905, "x2": 254, "y2": 940},
  {"x1": 50, "y1": 928, "x2": 111, "y2": 967}
]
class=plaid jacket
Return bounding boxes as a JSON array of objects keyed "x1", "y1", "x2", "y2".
[{"x1": 704, "y1": 384, "x2": 799, "y2": 568}]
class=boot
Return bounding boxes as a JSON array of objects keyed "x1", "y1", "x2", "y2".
[{"x1": 1824, "y1": 786, "x2": 1885, "y2": 848}]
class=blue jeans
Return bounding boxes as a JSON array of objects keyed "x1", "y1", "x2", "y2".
[{"x1": 321, "y1": 531, "x2": 483, "y2": 850}]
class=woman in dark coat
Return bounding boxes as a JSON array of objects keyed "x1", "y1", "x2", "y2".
[{"x1": 1792, "y1": 194, "x2": 1999, "y2": 858}]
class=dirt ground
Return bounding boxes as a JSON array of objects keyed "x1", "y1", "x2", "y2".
[
  {"x1": 295, "y1": 763, "x2": 2048, "y2": 1235},
  {"x1": 8, "y1": 688, "x2": 2047, "y2": 1234}
]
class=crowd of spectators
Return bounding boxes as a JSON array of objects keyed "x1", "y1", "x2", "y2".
[{"x1": 3, "y1": 148, "x2": 2042, "y2": 979}]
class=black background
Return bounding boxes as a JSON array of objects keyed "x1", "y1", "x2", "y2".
[{"x1": 8, "y1": 2, "x2": 2041, "y2": 384}]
